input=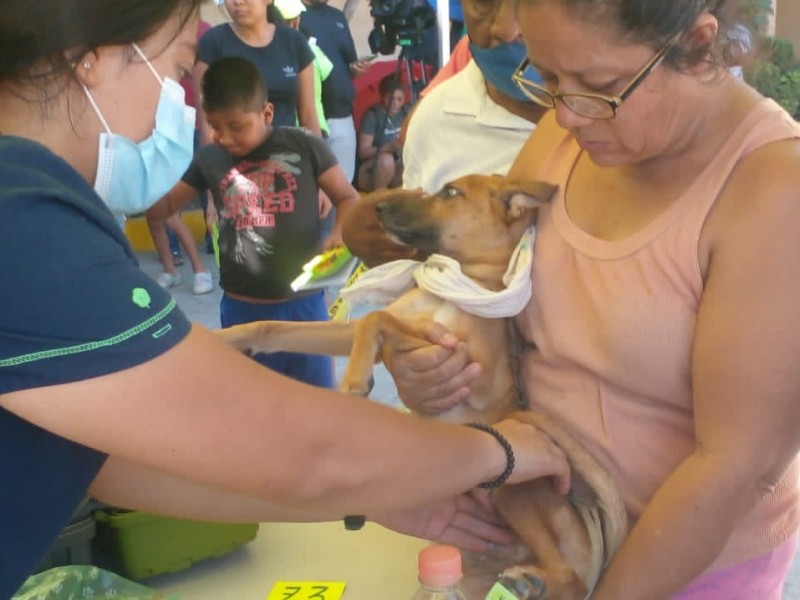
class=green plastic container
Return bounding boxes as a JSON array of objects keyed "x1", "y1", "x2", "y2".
[{"x1": 93, "y1": 510, "x2": 259, "y2": 580}]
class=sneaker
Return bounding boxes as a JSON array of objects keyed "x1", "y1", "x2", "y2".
[
  {"x1": 155, "y1": 272, "x2": 181, "y2": 289},
  {"x1": 192, "y1": 271, "x2": 214, "y2": 295}
]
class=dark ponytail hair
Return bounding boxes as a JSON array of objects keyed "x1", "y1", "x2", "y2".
[{"x1": 0, "y1": 0, "x2": 204, "y2": 85}]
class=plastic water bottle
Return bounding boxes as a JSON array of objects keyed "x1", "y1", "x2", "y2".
[{"x1": 411, "y1": 544, "x2": 470, "y2": 599}]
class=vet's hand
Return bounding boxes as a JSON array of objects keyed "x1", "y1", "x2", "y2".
[
  {"x1": 371, "y1": 493, "x2": 515, "y2": 552},
  {"x1": 386, "y1": 322, "x2": 483, "y2": 415},
  {"x1": 341, "y1": 195, "x2": 417, "y2": 267},
  {"x1": 492, "y1": 418, "x2": 571, "y2": 494}
]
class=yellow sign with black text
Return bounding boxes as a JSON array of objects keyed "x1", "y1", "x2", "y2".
[{"x1": 266, "y1": 581, "x2": 346, "y2": 600}]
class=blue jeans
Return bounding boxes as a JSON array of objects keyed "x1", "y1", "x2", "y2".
[{"x1": 220, "y1": 292, "x2": 334, "y2": 389}]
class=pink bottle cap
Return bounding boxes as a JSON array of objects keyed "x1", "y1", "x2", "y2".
[{"x1": 418, "y1": 544, "x2": 463, "y2": 587}]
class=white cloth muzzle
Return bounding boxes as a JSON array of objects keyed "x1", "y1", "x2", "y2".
[{"x1": 340, "y1": 227, "x2": 536, "y2": 318}]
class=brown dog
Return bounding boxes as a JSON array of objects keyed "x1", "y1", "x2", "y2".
[{"x1": 217, "y1": 174, "x2": 628, "y2": 599}]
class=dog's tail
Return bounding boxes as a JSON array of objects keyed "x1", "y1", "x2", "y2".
[{"x1": 511, "y1": 411, "x2": 629, "y2": 564}]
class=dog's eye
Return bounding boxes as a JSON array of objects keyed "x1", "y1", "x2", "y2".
[{"x1": 441, "y1": 185, "x2": 461, "y2": 199}]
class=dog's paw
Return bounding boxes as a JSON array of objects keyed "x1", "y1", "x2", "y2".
[{"x1": 499, "y1": 566, "x2": 548, "y2": 599}]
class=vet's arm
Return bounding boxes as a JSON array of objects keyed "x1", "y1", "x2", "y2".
[
  {"x1": 90, "y1": 456, "x2": 326, "y2": 523},
  {"x1": 591, "y1": 145, "x2": 800, "y2": 599},
  {"x1": 318, "y1": 165, "x2": 359, "y2": 250},
  {"x1": 145, "y1": 181, "x2": 202, "y2": 222},
  {"x1": 341, "y1": 191, "x2": 418, "y2": 266},
  {"x1": 1, "y1": 325, "x2": 567, "y2": 516},
  {"x1": 92, "y1": 458, "x2": 517, "y2": 552}
]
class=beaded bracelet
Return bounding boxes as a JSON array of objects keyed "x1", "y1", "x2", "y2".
[{"x1": 465, "y1": 422, "x2": 516, "y2": 489}]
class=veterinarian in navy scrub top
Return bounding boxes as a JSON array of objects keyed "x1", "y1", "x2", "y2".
[{"x1": 0, "y1": 4, "x2": 572, "y2": 595}]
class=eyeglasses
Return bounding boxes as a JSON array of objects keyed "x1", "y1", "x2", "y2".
[{"x1": 511, "y1": 33, "x2": 680, "y2": 119}]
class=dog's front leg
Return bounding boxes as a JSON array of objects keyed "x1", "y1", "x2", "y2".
[
  {"x1": 215, "y1": 320, "x2": 357, "y2": 357},
  {"x1": 340, "y1": 311, "x2": 431, "y2": 396}
]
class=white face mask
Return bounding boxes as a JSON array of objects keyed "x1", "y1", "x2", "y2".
[{"x1": 81, "y1": 43, "x2": 196, "y2": 215}]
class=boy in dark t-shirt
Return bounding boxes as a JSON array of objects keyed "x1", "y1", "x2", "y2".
[{"x1": 148, "y1": 57, "x2": 359, "y2": 388}]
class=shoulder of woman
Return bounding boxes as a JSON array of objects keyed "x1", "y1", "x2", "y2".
[
  {"x1": 507, "y1": 110, "x2": 563, "y2": 180},
  {"x1": 707, "y1": 137, "x2": 800, "y2": 244},
  {"x1": 726, "y1": 136, "x2": 800, "y2": 200}
]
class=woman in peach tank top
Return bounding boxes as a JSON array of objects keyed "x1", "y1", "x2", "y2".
[{"x1": 376, "y1": 0, "x2": 800, "y2": 598}]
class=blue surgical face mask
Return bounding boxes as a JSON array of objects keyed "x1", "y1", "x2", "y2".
[
  {"x1": 469, "y1": 40, "x2": 543, "y2": 103},
  {"x1": 82, "y1": 43, "x2": 196, "y2": 215}
]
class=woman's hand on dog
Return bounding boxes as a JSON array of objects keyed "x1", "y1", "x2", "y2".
[
  {"x1": 371, "y1": 492, "x2": 516, "y2": 552},
  {"x1": 386, "y1": 322, "x2": 484, "y2": 415}
]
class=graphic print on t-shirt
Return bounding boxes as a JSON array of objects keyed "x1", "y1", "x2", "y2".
[{"x1": 218, "y1": 152, "x2": 302, "y2": 264}]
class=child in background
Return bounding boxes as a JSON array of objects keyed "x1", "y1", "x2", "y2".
[
  {"x1": 146, "y1": 212, "x2": 214, "y2": 294},
  {"x1": 147, "y1": 56, "x2": 358, "y2": 388}
]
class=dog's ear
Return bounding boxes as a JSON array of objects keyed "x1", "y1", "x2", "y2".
[{"x1": 500, "y1": 180, "x2": 559, "y2": 220}]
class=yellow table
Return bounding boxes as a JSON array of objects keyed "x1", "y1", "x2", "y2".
[{"x1": 144, "y1": 521, "x2": 429, "y2": 599}]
